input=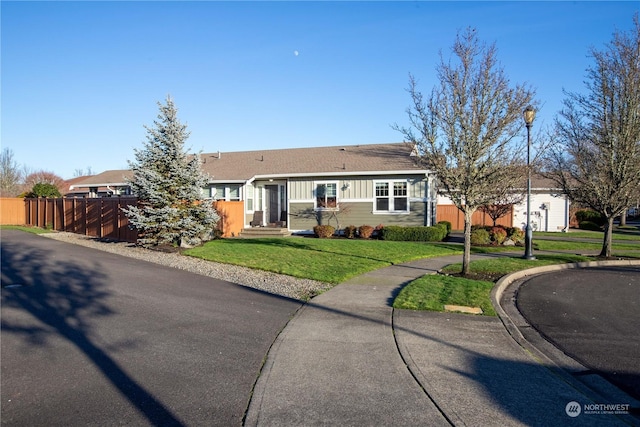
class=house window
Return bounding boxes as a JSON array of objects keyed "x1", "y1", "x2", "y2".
[
  {"x1": 246, "y1": 185, "x2": 254, "y2": 211},
  {"x1": 315, "y1": 182, "x2": 337, "y2": 209},
  {"x1": 211, "y1": 185, "x2": 241, "y2": 201},
  {"x1": 375, "y1": 183, "x2": 389, "y2": 211},
  {"x1": 375, "y1": 181, "x2": 409, "y2": 212}
]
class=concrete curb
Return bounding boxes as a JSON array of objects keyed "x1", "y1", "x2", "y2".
[{"x1": 491, "y1": 259, "x2": 640, "y2": 417}]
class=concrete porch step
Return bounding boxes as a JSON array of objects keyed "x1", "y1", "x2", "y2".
[{"x1": 239, "y1": 227, "x2": 291, "y2": 238}]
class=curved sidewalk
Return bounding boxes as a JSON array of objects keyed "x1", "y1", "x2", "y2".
[{"x1": 246, "y1": 254, "x2": 639, "y2": 426}]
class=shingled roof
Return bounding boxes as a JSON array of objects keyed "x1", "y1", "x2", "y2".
[
  {"x1": 199, "y1": 142, "x2": 423, "y2": 181},
  {"x1": 69, "y1": 169, "x2": 133, "y2": 188},
  {"x1": 71, "y1": 143, "x2": 425, "y2": 188}
]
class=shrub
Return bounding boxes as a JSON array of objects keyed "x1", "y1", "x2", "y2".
[
  {"x1": 489, "y1": 226, "x2": 507, "y2": 245},
  {"x1": 437, "y1": 221, "x2": 452, "y2": 235},
  {"x1": 26, "y1": 183, "x2": 62, "y2": 198},
  {"x1": 507, "y1": 228, "x2": 525, "y2": 244},
  {"x1": 343, "y1": 225, "x2": 357, "y2": 239},
  {"x1": 470, "y1": 228, "x2": 491, "y2": 245},
  {"x1": 379, "y1": 225, "x2": 447, "y2": 242},
  {"x1": 575, "y1": 210, "x2": 606, "y2": 226},
  {"x1": 313, "y1": 225, "x2": 335, "y2": 238},
  {"x1": 578, "y1": 221, "x2": 602, "y2": 231},
  {"x1": 358, "y1": 225, "x2": 374, "y2": 239}
]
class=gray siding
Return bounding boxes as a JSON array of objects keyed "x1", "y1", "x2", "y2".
[
  {"x1": 289, "y1": 201, "x2": 427, "y2": 232},
  {"x1": 289, "y1": 175, "x2": 428, "y2": 201}
]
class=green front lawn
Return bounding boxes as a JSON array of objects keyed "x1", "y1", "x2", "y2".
[
  {"x1": 184, "y1": 238, "x2": 463, "y2": 284},
  {"x1": 533, "y1": 239, "x2": 640, "y2": 252},
  {"x1": 393, "y1": 254, "x2": 594, "y2": 316},
  {"x1": 535, "y1": 227, "x2": 640, "y2": 241}
]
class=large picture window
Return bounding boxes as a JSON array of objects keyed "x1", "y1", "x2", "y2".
[
  {"x1": 316, "y1": 182, "x2": 337, "y2": 209},
  {"x1": 375, "y1": 181, "x2": 408, "y2": 212}
]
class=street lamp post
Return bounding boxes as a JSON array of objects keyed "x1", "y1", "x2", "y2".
[{"x1": 523, "y1": 106, "x2": 536, "y2": 260}]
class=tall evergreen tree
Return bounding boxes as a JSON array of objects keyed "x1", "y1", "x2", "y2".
[{"x1": 123, "y1": 96, "x2": 219, "y2": 247}]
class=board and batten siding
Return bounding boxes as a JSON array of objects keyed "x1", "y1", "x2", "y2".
[
  {"x1": 288, "y1": 175, "x2": 430, "y2": 232},
  {"x1": 288, "y1": 176, "x2": 428, "y2": 202}
]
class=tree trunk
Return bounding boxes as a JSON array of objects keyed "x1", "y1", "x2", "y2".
[
  {"x1": 600, "y1": 216, "x2": 614, "y2": 258},
  {"x1": 620, "y1": 211, "x2": 627, "y2": 226},
  {"x1": 462, "y1": 209, "x2": 473, "y2": 275}
]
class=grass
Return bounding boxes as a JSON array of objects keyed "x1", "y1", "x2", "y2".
[
  {"x1": 534, "y1": 227, "x2": 640, "y2": 241},
  {"x1": 184, "y1": 238, "x2": 463, "y2": 284},
  {"x1": 533, "y1": 239, "x2": 640, "y2": 252},
  {"x1": 0, "y1": 225, "x2": 51, "y2": 234},
  {"x1": 439, "y1": 254, "x2": 593, "y2": 280},
  {"x1": 392, "y1": 275, "x2": 496, "y2": 316},
  {"x1": 393, "y1": 253, "x2": 595, "y2": 316}
]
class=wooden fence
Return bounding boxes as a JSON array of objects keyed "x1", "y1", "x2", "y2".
[
  {"x1": 0, "y1": 198, "x2": 27, "y2": 225},
  {"x1": 436, "y1": 204, "x2": 513, "y2": 230},
  {"x1": 10, "y1": 197, "x2": 140, "y2": 242},
  {"x1": 213, "y1": 200, "x2": 244, "y2": 238}
]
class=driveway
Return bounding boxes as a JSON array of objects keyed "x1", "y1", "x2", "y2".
[
  {"x1": 516, "y1": 266, "x2": 640, "y2": 401},
  {"x1": 1, "y1": 230, "x2": 302, "y2": 426}
]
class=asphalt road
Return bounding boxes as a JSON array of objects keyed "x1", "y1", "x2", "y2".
[
  {"x1": 1, "y1": 230, "x2": 302, "y2": 426},
  {"x1": 516, "y1": 266, "x2": 640, "y2": 401}
]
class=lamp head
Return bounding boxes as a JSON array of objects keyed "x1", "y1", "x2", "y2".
[{"x1": 523, "y1": 106, "x2": 536, "y2": 126}]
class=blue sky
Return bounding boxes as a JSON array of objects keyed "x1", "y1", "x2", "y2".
[{"x1": 2, "y1": 1, "x2": 638, "y2": 180}]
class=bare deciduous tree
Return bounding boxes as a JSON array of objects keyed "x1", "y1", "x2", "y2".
[
  {"x1": 543, "y1": 16, "x2": 640, "y2": 257},
  {"x1": 394, "y1": 28, "x2": 536, "y2": 274},
  {"x1": 0, "y1": 148, "x2": 23, "y2": 197}
]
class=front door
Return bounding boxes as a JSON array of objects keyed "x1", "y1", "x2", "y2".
[{"x1": 265, "y1": 185, "x2": 279, "y2": 224}]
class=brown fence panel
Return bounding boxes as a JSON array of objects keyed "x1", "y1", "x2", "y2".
[
  {"x1": 213, "y1": 200, "x2": 244, "y2": 237},
  {"x1": 44, "y1": 199, "x2": 56, "y2": 229},
  {"x1": 101, "y1": 199, "x2": 117, "y2": 239},
  {"x1": 26, "y1": 199, "x2": 36, "y2": 226},
  {"x1": 437, "y1": 204, "x2": 513, "y2": 230},
  {"x1": 63, "y1": 199, "x2": 75, "y2": 232},
  {"x1": 0, "y1": 198, "x2": 27, "y2": 225},
  {"x1": 74, "y1": 199, "x2": 87, "y2": 235},
  {"x1": 118, "y1": 198, "x2": 138, "y2": 242},
  {"x1": 86, "y1": 199, "x2": 101, "y2": 237},
  {"x1": 436, "y1": 205, "x2": 464, "y2": 230}
]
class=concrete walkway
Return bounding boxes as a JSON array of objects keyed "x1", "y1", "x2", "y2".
[{"x1": 245, "y1": 254, "x2": 640, "y2": 426}]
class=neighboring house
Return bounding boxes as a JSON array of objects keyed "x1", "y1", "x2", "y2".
[
  {"x1": 68, "y1": 170, "x2": 134, "y2": 198},
  {"x1": 70, "y1": 143, "x2": 438, "y2": 234},
  {"x1": 437, "y1": 174, "x2": 571, "y2": 232}
]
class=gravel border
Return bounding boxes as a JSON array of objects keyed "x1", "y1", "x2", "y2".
[{"x1": 42, "y1": 232, "x2": 332, "y2": 301}]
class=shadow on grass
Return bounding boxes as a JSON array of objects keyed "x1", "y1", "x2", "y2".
[{"x1": 1, "y1": 232, "x2": 184, "y2": 426}]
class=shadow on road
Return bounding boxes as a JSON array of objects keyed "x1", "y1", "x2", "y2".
[{"x1": 1, "y1": 238, "x2": 185, "y2": 426}]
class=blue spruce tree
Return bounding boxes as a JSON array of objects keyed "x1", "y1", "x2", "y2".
[{"x1": 123, "y1": 96, "x2": 219, "y2": 247}]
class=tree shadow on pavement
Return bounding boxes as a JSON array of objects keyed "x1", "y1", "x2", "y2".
[{"x1": 1, "y1": 237, "x2": 185, "y2": 426}]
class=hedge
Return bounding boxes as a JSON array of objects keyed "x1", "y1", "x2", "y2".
[{"x1": 380, "y1": 224, "x2": 447, "y2": 242}]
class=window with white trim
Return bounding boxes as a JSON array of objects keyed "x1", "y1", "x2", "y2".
[
  {"x1": 375, "y1": 181, "x2": 408, "y2": 212},
  {"x1": 211, "y1": 185, "x2": 241, "y2": 201},
  {"x1": 246, "y1": 184, "x2": 254, "y2": 211},
  {"x1": 315, "y1": 182, "x2": 337, "y2": 209}
]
